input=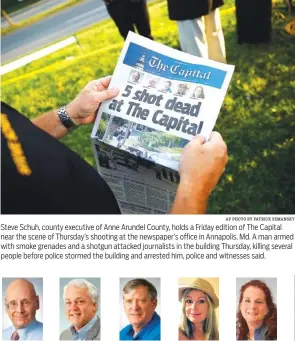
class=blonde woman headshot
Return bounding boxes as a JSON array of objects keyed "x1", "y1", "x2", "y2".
[{"x1": 178, "y1": 278, "x2": 219, "y2": 340}]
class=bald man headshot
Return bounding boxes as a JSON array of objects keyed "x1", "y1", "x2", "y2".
[{"x1": 2, "y1": 278, "x2": 43, "y2": 340}]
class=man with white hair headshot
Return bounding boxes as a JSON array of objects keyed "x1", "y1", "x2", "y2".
[{"x1": 60, "y1": 279, "x2": 100, "y2": 341}]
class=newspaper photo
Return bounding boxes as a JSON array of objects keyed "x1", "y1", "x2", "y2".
[{"x1": 91, "y1": 32, "x2": 234, "y2": 214}]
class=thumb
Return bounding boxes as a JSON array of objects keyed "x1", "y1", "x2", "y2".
[
  {"x1": 191, "y1": 135, "x2": 205, "y2": 145},
  {"x1": 94, "y1": 87, "x2": 119, "y2": 104}
]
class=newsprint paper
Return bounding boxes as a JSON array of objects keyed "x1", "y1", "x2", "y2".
[{"x1": 91, "y1": 32, "x2": 234, "y2": 214}]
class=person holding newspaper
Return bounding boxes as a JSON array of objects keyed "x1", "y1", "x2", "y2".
[
  {"x1": 1, "y1": 77, "x2": 228, "y2": 214},
  {"x1": 1, "y1": 77, "x2": 121, "y2": 214}
]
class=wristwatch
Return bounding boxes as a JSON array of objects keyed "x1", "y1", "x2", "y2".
[{"x1": 57, "y1": 106, "x2": 78, "y2": 131}]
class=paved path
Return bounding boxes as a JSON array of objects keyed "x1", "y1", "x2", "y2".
[
  {"x1": 1, "y1": 0, "x2": 69, "y2": 27},
  {"x1": 1, "y1": 0, "x2": 109, "y2": 64}
]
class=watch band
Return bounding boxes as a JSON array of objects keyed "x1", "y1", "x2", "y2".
[{"x1": 57, "y1": 106, "x2": 78, "y2": 131}]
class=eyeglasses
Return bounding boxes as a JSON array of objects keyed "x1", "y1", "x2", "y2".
[{"x1": 6, "y1": 299, "x2": 34, "y2": 310}]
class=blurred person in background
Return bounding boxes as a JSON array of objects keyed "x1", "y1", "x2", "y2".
[
  {"x1": 167, "y1": 0, "x2": 226, "y2": 63},
  {"x1": 235, "y1": 0, "x2": 272, "y2": 44},
  {"x1": 103, "y1": 0, "x2": 153, "y2": 40}
]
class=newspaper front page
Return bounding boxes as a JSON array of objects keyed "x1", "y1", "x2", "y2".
[{"x1": 91, "y1": 32, "x2": 234, "y2": 214}]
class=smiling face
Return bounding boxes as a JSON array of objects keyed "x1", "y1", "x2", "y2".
[
  {"x1": 184, "y1": 290, "x2": 209, "y2": 325},
  {"x1": 65, "y1": 286, "x2": 97, "y2": 331},
  {"x1": 5, "y1": 279, "x2": 39, "y2": 329},
  {"x1": 123, "y1": 285, "x2": 157, "y2": 331},
  {"x1": 240, "y1": 286, "x2": 269, "y2": 325}
]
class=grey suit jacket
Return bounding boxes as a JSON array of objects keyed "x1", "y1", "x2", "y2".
[{"x1": 60, "y1": 316, "x2": 100, "y2": 340}]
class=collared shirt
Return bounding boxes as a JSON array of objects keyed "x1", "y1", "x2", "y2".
[
  {"x1": 2, "y1": 319, "x2": 43, "y2": 340},
  {"x1": 70, "y1": 316, "x2": 98, "y2": 341},
  {"x1": 253, "y1": 324, "x2": 268, "y2": 340},
  {"x1": 120, "y1": 312, "x2": 161, "y2": 340}
]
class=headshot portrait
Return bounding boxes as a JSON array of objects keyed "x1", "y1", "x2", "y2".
[
  {"x1": 120, "y1": 278, "x2": 161, "y2": 340},
  {"x1": 178, "y1": 278, "x2": 219, "y2": 340},
  {"x1": 128, "y1": 70, "x2": 143, "y2": 85},
  {"x1": 2, "y1": 278, "x2": 43, "y2": 340},
  {"x1": 236, "y1": 278, "x2": 277, "y2": 340},
  {"x1": 174, "y1": 83, "x2": 190, "y2": 97},
  {"x1": 60, "y1": 278, "x2": 100, "y2": 341},
  {"x1": 143, "y1": 76, "x2": 159, "y2": 89},
  {"x1": 191, "y1": 86, "x2": 205, "y2": 100},
  {"x1": 159, "y1": 80, "x2": 173, "y2": 93}
]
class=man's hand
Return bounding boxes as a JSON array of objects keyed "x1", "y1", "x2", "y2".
[
  {"x1": 66, "y1": 76, "x2": 119, "y2": 125},
  {"x1": 171, "y1": 132, "x2": 228, "y2": 214},
  {"x1": 33, "y1": 76, "x2": 119, "y2": 139}
]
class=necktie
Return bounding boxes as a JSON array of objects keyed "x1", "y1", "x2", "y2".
[{"x1": 11, "y1": 331, "x2": 19, "y2": 340}]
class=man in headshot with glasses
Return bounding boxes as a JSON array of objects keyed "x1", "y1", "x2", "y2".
[{"x1": 3, "y1": 278, "x2": 43, "y2": 340}]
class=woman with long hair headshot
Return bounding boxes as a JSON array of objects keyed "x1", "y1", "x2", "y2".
[
  {"x1": 236, "y1": 279, "x2": 277, "y2": 340},
  {"x1": 178, "y1": 278, "x2": 219, "y2": 340},
  {"x1": 191, "y1": 86, "x2": 205, "y2": 100}
]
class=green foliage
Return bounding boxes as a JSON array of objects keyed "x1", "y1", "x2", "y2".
[
  {"x1": 1, "y1": 0, "x2": 295, "y2": 213},
  {"x1": 141, "y1": 131, "x2": 181, "y2": 149}
]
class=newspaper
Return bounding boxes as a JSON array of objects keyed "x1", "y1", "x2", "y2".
[{"x1": 91, "y1": 32, "x2": 234, "y2": 214}]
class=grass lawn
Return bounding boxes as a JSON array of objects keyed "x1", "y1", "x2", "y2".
[{"x1": 1, "y1": 0, "x2": 294, "y2": 213}]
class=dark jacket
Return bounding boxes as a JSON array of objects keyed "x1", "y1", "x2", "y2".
[
  {"x1": 1, "y1": 102, "x2": 121, "y2": 214},
  {"x1": 167, "y1": 0, "x2": 224, "y2": 20}
]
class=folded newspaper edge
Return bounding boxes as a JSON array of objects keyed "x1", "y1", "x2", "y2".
[{"x1": 90, "y1": 32, "x2": 235, "y2": 214}]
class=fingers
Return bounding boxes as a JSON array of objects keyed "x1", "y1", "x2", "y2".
[
  {"x1": 208, "y1": 131, "x2": 223, "y2": 144},
  {"x1": 92, "y1": 76, "x2": 112, "y2": 91},
  {"x1": 99, "y1": 75, "x2": 112, "y2": 88},
  {"x1": 94, "y1": 87, "x2": 119, "y2": 104},
  {"x1": 89, "y1": 76, "x2": 119, "y2": 103}
]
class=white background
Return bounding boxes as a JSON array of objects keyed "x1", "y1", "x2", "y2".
[{"x1": 0, "y1": 214, "x2": 294, "y2": 341}]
